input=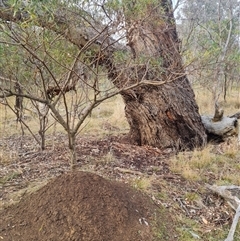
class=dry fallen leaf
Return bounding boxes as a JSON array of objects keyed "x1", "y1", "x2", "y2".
[{"x1": 202, "y1": 216, "x2": 208, "y2": 224}]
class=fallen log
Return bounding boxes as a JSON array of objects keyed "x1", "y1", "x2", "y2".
[
  {"x1": 224, "y1": 205, "x2": 240, "y2": 241},
  {"x1": 201, "y1": 103, "x2": 239, "y2": 141},
  {"x1": 201, "y1": 115, "x2": 238, "y2": 139}
]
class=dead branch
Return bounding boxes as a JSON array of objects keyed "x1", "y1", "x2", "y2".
[
  {"x1": 114, "y1": 167, "x2": 143, "y2": 176},
  {"x1": 212, "y1": 102, "x2": 224, "y2": 122},
  {"x1": 229, "y1": 112, "x2": 240, "y2": 119},
  {"x1": 201, "y1": 115, "x2": 238, "y2": 138},
  {"x1": 14, "y1": 82, "x2": 23, "y2": 122},
  {"x1": 206, "y1": 184, "x2": 240, "y2": 210},
  {"x1": 206, "y1": 184, "x2": 240, "y2": 241},
  {"x1": 224, "y1": 205, "x2": 240, "y2": 241},
  {"x1": 0, "y1": 89, "x2": 47, "y2": 103},
  {"x1": 201, "y1": 103, "x2": 240, "y2": 140}
]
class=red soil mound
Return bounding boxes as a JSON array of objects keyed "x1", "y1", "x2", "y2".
[{"x1": 0, "y1": 171, "x2": 175, "y2": 241}]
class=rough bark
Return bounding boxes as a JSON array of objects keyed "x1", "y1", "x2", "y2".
[
  {"x1": 68, "y1": 133, "x2": 77, "y2": 170},
  {"x1": 121, "y1": 1, "x2": 207, "y2": 150},
  {"x1": 123, "y1": 80, "x2": 206, "y2": 150}
]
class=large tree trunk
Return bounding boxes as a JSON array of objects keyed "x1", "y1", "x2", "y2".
[
  {"x1": 123, "y1": 79, "x2": 206, "y2": 150},
  {"x1": 120, "y1": 1, "x2": 207, "y2": 150}
]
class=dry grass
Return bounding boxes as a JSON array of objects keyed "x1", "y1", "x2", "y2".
[
  {"x1": 0, "y1": 97, "x2": 44, "y2": 137},
  {"x1": 194, "y1": 84, "x2": 240, "y2": 116},
  {"x1": 0, "y1": 149, "x2": 18, "y2": 166},
  {"x1": 1, "y1": 85, "x2": 240, "y2": 241},
  {"x1": 0, "y1": 180, "x2": 48, "y2": 211},
  {"x1": 1, "y1": 87, "x2": 240, "y2": 185},
  {"x1": 131, "y1": 176, "x2": 153, "y2": 191},
  {"x1": 170, "y1": 146, "x2": 214, "y2": 181},
  {"x1": 0, "y1": 94, "x2": 128, "y2": 138},
  {"x1": 1, "y1": 87, "x2": 240, "y2": 186},
  {"x1": 81, "y1": 95, "x2": 129, "y2": 136},
  {"x1": 170, "y1": 140, "x2": 240, "y2": 185},
  {"x1": 2, "y1": 85, "x2": 238, "y2": 137}
]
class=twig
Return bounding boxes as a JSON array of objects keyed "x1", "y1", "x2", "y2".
[
  {"x1": 114, "y1": 167, "x2": 143, "y2": 176},
  {"x1": 229, "y1": 112, "x2": 240, "y2": 119},
  {"x1": 176, "y1": 197, "x2": 190, "y2": 216}
]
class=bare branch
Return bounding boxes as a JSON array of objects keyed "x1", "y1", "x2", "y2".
[
  {"x1": 206, "y1": 184, "x2": 240, "y2": 241},
  {"x1": 224, "y1": 205, "x2": 240, "y2": 241},
  {"x1": 0, "y1": 89, "x2": 47, "y2": 103}
]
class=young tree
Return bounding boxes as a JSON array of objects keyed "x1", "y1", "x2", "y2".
[
  {"x1": 0, "y1": 0, "x2": 207, "y2": 156},
  {"x1": 0, "y1": 21, "x2": 127, "y2": 168}
]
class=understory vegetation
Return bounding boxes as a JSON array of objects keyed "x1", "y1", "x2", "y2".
[
  {"x1": 0, "y1": 0, "x2": 240, "y2": 240},
  {"x1": 1, "y1": 86, "x2": 240, "y2": 241}
]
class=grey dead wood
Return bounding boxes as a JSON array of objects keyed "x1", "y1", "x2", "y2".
[
  {"x1": 201, "y1": 104, "x2": 238, "y2": 140},
  {"x1": 206, "y1": 184, "x2": 240, "y2": 241},
  {"x1": 201, "y1": 115, "x2": 238, "y2": 137}
]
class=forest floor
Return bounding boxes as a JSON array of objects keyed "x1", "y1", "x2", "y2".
[{"x1": 0, "y1": 133, "x2": 239, "y2": 240}]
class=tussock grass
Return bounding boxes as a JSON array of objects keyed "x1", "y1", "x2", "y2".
[
  {"x1": 171, "y1": 84, "x2": 240, "y2": 187},
  {"x1": 81, "y1": 95, "x2": 129, "y2": 136},
  {"x1": 131, "y1": 176, "x2": 153, "y2": 191},
  {"x1": 170, "y1": 140, "x2": 240, "y2": 185},
  {"x1": 95, "y1": 151, "x2": 117, "y2": 166},
  {"x1": 0, "y1": 148, "x2": 19, "y2": 166},
  {"x1": 170, "y1": 146, "x2": 215, "y2": 181}
]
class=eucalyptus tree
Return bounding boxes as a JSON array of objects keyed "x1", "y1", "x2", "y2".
[
  {"x1": 178, "y1": 0, "x2": 240, "y2": 101},
  {"x1": 0, "y1": 0, "x2": 207, "y2": 167}
]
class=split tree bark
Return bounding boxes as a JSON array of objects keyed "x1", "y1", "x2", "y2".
[{"x1": 120, "y1": 1, "x2": 207, "y2": 150}]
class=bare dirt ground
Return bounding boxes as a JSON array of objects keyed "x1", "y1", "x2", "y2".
[
  {"x1": 0, "y1": 134, "x2": 237, "y2": 240},
  {"x1": 0, "y1": 171, "x2": 177, "y2": 241}
]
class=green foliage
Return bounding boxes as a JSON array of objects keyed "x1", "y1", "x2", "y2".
[
  {"x1": 7, "y1": 0, "x2": 63, "y2": 27},
  {"x1": 113, "y1": 50, "x2": 129, "y2": 63},
  {"x1": 179, "y1": 0, "x2": 240, "y2": 95},
  {"x1": 106, "y1": 0, "x2": 160, "y2": 19},
  {"x1": 0, "y1": 19, "x2": 78, "y2": 90}
]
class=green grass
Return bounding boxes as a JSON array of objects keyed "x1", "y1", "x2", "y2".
[
  {"x1": 0, "y1": 172, "x2": 21, "y2": 185},
  {"x1": 131, "y1": 176, "x2": 152, "y2": 190}
]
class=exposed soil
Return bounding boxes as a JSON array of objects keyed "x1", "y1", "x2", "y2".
[
  {"x1": 0, "y1": 133, "x2": 237, "y2": 240},
  {"x1": 0, "y1": 171, "x2": 175, "y2": 241}
]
